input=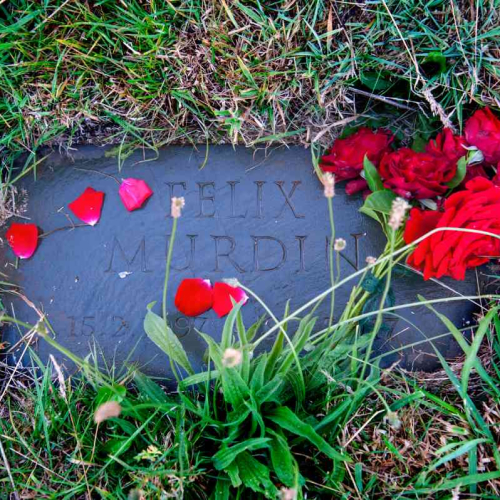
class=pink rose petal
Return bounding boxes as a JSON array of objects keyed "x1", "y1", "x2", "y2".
[
  {"x1": 213, "y1": 282, "x2": 248, "y2": 318},
  {"x1": 68, "y1": 187, "x2": 105, "y2": 226},
  {"x1": 175, "y1": 278, "x2": 214, "y2": 317},
  {"x1": 119, "y1": 178, "x2": 153, "y2": 212},
  {"x1": 6, "y1": 223, "x2": 39, "y2": 259}
]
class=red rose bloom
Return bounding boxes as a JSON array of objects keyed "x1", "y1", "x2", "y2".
[
  {"x1": 462, "y1": 163, "x2": 489, "y2": 185},
  {"x1": 426, "y1": 128, "x2": 467, "y2": 165},
  {"x1": 379, "y1": 148, "x2": 456, "y2": 199},
  {"x1": 464, "y1": 108, "x2": 500, "y2": 165},
  {"x1": 404, "y1": 177, "x2": 500, "y2": 280},
  {"x1": 320, "y1": 127, "x2": 393, "y2": 189}
]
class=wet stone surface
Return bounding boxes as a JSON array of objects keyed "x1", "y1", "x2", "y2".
[{"x1": 0, "y1": 145, "x2": 485, "y2": 377}]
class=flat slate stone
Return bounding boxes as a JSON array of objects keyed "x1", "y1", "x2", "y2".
[{"x1": 0, "y1": 145, "x2": 484, "y2": 376}]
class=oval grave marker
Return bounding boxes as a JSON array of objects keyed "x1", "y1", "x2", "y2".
[{"x1": 0, "y1": 145, "x2": 485, "y2": 376}]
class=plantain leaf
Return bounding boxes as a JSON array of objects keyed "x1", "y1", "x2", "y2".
[
  {"x1": 213, "y1": 438, "x2": 271, "y2": 470},
  {"x1": 268, "y1": 429, "x2": 297, "y2": 487},
  {"x1": 144, "y1": 302, "x2": 194, "y2": 376},
  {"x1": 267, "y1": 406, "x2": 352, "y2": 462},
  {"x1": 235, "y1": 452, "x2": 278, "y2": 497}
]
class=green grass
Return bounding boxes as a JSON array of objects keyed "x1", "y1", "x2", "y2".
[
  {"x1": 2, "y1": 307, "x2": 500, "y2": 498},
  {"x1": 2, "y1": 1, "x2": 500, "y2": 498},
  {"x1": 1, "y1": 0, "x2": 500, "y2": 169}
]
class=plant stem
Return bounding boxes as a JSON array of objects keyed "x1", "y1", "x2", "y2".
[
  {"x1": 327, "y1": 197, "x2": 335, "y2": 328},
  {"x1": 359, "y1": 229, "x2": 395, "y2": 384},
  {"x1": 73, "y1": 167, "x2": 121, "y2": 185},
  {"x1": 163, "y1": 217, "x2": 178, "y2": 324}
]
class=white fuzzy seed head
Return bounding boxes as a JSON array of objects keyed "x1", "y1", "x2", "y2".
[
  {"x1": 388, "y1": 197, "x2": 410, "y2": 231},
  {"x1": 94, "y1": 401, "x2": 122, "y2": 424},
  {"x1": 222, "y1": 348, "x2": 242, "y2": 368},
  {"x1": 171, "y1": 197, "x2": 185, "y2": 218},
  {"x1": 322, "y1": 172, "x2": 335, "y2": 199},
  {"x1": 366, "y1": 256, "x2": 377, "y2": 266},
  {"x1": 334, "y1": 238, "x2": 346, "y2": 251}
]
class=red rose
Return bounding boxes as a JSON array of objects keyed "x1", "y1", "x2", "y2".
[
  {"x1": 345, "y1": 178, "x2": 368, "y2": 196},
  {"x1": 379, "y1": 148, "x2": 456, "y2": 199},
  {"x1": 404, "y1": 177, "x2": 500, "y2": 280},
  {"x1": 426, "y1": 128, "x2": 467, "y2": 165},
  {"x1": 493, "y1": 164, "x2": 500, "y2": 186},
  {"x1": 464, "y1": 108, "x2": 500, "y2": 165},
  {"x1": 462, "y1": 163, "x2": 489, "y2": 185},
  {"x1": 320, "y1": 127, "x2": 393, "y2": 186}
]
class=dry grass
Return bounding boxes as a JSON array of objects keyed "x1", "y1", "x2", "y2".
[{"x1": 1, "y1": 0, "x2": 500, "y2": 162}]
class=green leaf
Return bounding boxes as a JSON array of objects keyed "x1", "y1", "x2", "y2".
[
  {"x1": 95, "y1": 384, "x2": 126, "y2": 407},
  {"x1": 213, "y1": 438, "x2": 271, "y2": 470},
  {"x1": 423, "y1": 302, "x2": 500, "y2": 397},
  {"x1": 447, "y1": 156, "x2": 467, "y2": 189},
  {"x1": 461, "y1": 307, "x2": 497, "y2": 393},
  {"x1": 268, "y1": 430, "x2": 297, "y2": 487},
  {"x1": 255, "y1": 376, "x2": 284, "y2": 405},
  {"x1": 133, "y1": 371, "x2": 168, "y2": 403},
  {"x1": 212, "y1": 476, "x2": 231, "y2": 500},
  {"x1": 221, "y1": 365, "x2": 251, "y2": 408},
  {"x1": 360, "y1": 71, "x2": 392, "y2": 91},
  {"x1": 363, "y1": 156, "x2": 384, "y2": 192},
  {"x1": 179, "y1": 370, "x2": 220, "y2": 389},
  {"x1": 144, "y1": 303, "x2": 194, "y2": 376},
  {"x1": 359, "y1": 189, "x2": 396, "y2": 223},
  {"x1": 221, "y1": 300, "x2": 244, "y2": 350},
  {"x1": 226, "y1": 462, "x2": 242, "y2": 488},
  {"x1": 411, "y1": 134, "x2": 427, "y2": 153},
  {"x1": 246, "y1": 314, "x2": 266, "y2": 343},
  {"x1": 267, "y1": 406, "x2": 351, "y2": 462},
  {"x1": 235, "y1": 452, "x2": 278, "y2": 497},
  {"x1": 250, "y1": 353, "x2": 268, "y2": 393},
  {"x1": 429, "y1": 439, "x2": 488, "y2": 473},
  {"x1": 423, "y1": 51, "x2": 447, "y2": 73}
]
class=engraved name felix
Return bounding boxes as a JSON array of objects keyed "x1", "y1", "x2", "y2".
[{"x1": 104, "y1": 180, "x2": 366, "y2": 274}]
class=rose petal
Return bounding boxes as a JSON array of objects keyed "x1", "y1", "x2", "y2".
[
  {"x1": 174, "y1": 278, "x2": 213, "y2": 317},
  {"x1": 213, "y1": 282, "x2": 248, "y2": 318},
  {"x1": 68, "y1": 187, "x2": 105, "y2": 226},
  {"x1": 119, "y1": 178, "x2": 153, "y2": 212},
  {"x1": 345, "y1": 178, "x2": 368, "y2": 196},
  {"x1": 6, "y1": 223, "x2": 39, "y2": 259}
]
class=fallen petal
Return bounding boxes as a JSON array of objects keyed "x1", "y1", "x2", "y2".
[
  {"x1": 68, "y1": 187, "x2": 105, "y2": 226},
  {"x1": 6, "y1": 223, "x2": 39, "y2": 259},
  {"x1": 119, "y1": 178, "x2": 153, "y2": 212},
  {"x1": 213, "y1": 282, "x2": 248, "y2": 318},
  {"x1": 175, "y1": 278, "x2": 213, "y2": 317}
]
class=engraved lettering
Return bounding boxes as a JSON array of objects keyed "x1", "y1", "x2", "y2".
[
  {"x1": 274, "y1": 181, "x2": 305, "y2": 219},
  {"x1": 227, "y1": 181, "x2": 247, "y2": 218},
  {"x1": 295, "y1": 235, "x2": 307, "y2": 272},
  {"x1": 197, "y1": 182, "x2": 216, "y2": 218},
  {"x1": 252, "y1": 236, "x2": 287, "y2": 272},
  {"x1": 82, "y1": 317, "x2": 95, "y2": 337},
  {"x1": 351, "y1": 233, "x2": 366, "y2": 270},
  {"x1": 105, "y1": 237, "x2": 151, "y2": 273},
  {"x1": 326, "y1": 236, "x2": 356, "y2": 270},
  {"x1": 211, "y1": 236, "x2": 246, "y2": 273},
  {"x1": 68, "y1": 316, "x2": 76, "y2": 338},
  {"x1": 174, "y1": 316, "x2": 191, "y2": 339},
  {"x1": 254, "y1": 181, "x2": 265, "y2": 219},
  {"x1": 112, "y1": 316, "x2": 129, "y2": 338},
  {"x1": 166, "y1": 234, "x2": 197, "y2": 271},
  {"x1": 165, "y1": 182, "x2": 187, "y2": 217}
]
